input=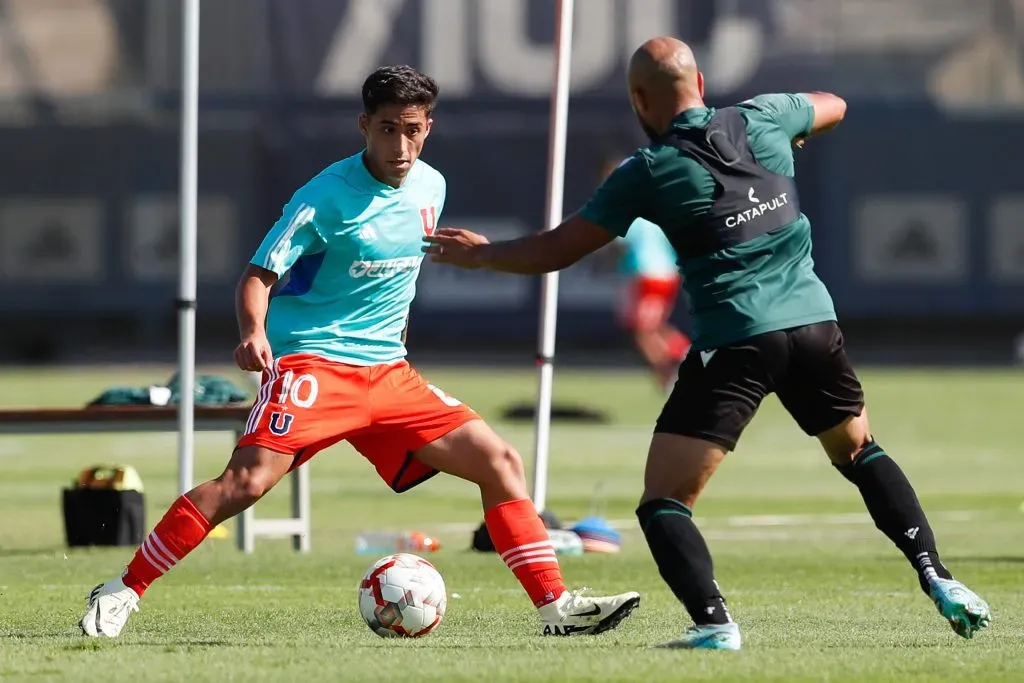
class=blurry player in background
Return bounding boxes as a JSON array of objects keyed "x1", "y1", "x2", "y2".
[
  {"x1": 79, "y1": 65, "x2": 639, "y2": 639},
  {"x1": 425, "y1": 38, "x2": 991, "y2": 650},
  {"x1": 599, "y1": 157, "x2": 690, "y2": 390}
]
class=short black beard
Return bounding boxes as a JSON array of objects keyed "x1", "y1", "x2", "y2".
[{"x1": 635, "y1": 112, "x2": 660, "y2": 142}]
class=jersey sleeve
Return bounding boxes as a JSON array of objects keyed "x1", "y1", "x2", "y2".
[
  {"x1": 577, "y1": 153, "x2": 652, "y2": 238},
  {"x1": 738, "y1": 93, "x2": 815, "y2": 140},
  {"x1": 251, "y1": 183, "x2": 330, "y2": 277}
]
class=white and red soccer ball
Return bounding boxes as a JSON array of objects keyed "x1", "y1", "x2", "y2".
[{"x1": 358, "y1": 553, "x2": 447, "y2": 638}]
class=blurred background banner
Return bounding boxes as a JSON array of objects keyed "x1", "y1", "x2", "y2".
[{"x1": 0, "y1": 0, "x2": 1022, "y2": 363}]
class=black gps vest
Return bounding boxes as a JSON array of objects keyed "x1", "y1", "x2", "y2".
[{"x1": 659, "y1": 106, "x2": 801, "y2": 259}]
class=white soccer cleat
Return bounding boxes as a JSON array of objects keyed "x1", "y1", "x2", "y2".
[
  {"x1": 539, "y1": 589, "x2": 641, "y2": 636},
  {"x1": 79, "y1": 577, "x2": 140, "y2": 638}
]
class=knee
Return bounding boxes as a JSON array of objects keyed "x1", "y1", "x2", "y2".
[
  {"x1": 819, "y1": 413, "x2": 873, "y2": 465},
  {"x1": 464, "y1": 440, "x2": 525, "y2": 494},
  {"x1": 641, "y1": 455, "x2": 705, "y2": 507},
  {"x1": 215, "y1": 467, "x2": 273, "y2": 506},
  {"x1": 482, "y1": 443, "x2": 525, "y2": 485},
  {"x1": 638, "y1": 488, "x2": 698, "y2": 512},
  {"x1": 827, "y1": 443, "x2": 866, "y2": 467},
  {"x1": 824, "y1": 432, "x2": 874, "y2": 466}
]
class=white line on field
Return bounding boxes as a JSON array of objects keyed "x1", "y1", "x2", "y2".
[{"x1": 429, "y1": 509, "x2": 978, "y2": 534}]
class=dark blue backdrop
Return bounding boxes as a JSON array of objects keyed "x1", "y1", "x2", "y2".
[{"x1": 2, "y1": 0, "x2": 1021, "y2": 354}]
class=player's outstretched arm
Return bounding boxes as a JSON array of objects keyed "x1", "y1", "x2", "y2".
[
  {"x1": 804, "y1": 92, "x2": 846, "y2": 136},
  {"x1": 423, "y1": 215, "x2": 614, "y2": 275},
  {"x1": 234, "y1": 264, "x2": 278, "y2": 371},
  {"x1": 793, "y1": 92, "x2": 846, "y2": 148},
  {"x1": 747, "y1": 92, "x2": 847, "y2": 149}
]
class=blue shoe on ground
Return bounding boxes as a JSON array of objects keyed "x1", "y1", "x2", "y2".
[
  {"x1": 656, "y1": 622, "x2": 741, "y2": 650},
  {"x1": 929, "y1": 578, "x2": 991, "y2": 639}
]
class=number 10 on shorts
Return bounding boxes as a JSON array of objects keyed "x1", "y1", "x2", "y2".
[
  {"x1": 278, "y1": 371, "x2": 319, "y2": 408},
  {"x1": 267, "y1": 371, "x2": 319, "y2": 436}
]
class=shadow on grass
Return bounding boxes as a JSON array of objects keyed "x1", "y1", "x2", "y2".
[
  {"x1": 0, "y1": 632, "x2": 260, "y2": 651},
  {"x1": 817, "y1": 642, "x2": 961, "y2": 650},
  {"x1": 115, "y1": 640, "x2": 252, "y2": 649},
  {"x1": 944, "y1": 556, "x2": 1024, "y2": 564},
  {"x1": 866, "y1": 554, "x2": 1024, "y2": 567},
  {"x1": 356, "y1": 642, "x2": 544, "y2": 650},
  {"x1": 0, "y1": 547, "x2": 65, "y2": 558}
]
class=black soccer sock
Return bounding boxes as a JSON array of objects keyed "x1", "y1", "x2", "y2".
[
  {"x1": 835, "y1": 441, "x2": 953, "y2": 594},
  {"x1": 636, "y1": 497, "x2": 731, "y2": 626}
]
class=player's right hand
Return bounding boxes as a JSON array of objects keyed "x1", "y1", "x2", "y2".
[
  {"x1": 422, "y1": 228, "x2": 490, "y2": 269},
  {"x1": 234, "y1": 333, "x2": 274, "y2": 372}
]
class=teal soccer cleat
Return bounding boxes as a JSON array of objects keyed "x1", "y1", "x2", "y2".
[
  {"x1": 656, "y1": 622, "x2": 742, "y2": 651},
  {"x1": 929, "y1": 578, "x2": 991, "y2": 639}
]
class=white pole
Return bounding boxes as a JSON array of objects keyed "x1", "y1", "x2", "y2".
[
  {"x1": 530, "y1": 0, "x2": 574, "y2": 513},
  {"x1": 177, "y1": 0, "x2": 200, "y2": 496}
]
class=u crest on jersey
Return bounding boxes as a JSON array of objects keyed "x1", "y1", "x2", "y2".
[
  {"x1": 420, "y1": 206, "x2": 437, "y2": 236},
  {"x1": 269, "y1": 411, "x2": 295, "y2": 436}
]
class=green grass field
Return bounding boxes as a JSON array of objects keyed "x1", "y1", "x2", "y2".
[{"x1": 0, "y1": 364, "x2": 1022, "y2": 682}]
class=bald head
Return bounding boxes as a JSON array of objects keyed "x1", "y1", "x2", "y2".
[
  {"x1": 628, "y1": 37, "x2": 698, "y2": 89},
  {"x1": 627, "y1": 37, "x2": 704, "y2": 138}
]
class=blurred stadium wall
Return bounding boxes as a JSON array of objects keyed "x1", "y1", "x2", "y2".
[{"x1": 0, "y1": 0, "x2": 1021, "y2": 365}]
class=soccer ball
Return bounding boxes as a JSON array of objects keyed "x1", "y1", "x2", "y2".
[{"x1": 358, "y1": 553, "x2": 447, "y2": 638}]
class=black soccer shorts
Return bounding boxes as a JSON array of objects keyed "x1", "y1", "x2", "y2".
[{"x1": 655, "y1": 321, "x2": 865, "y2": 451}]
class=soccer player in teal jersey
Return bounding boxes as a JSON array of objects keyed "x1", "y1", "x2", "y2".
[
  {"x1": 80, "y1": 66, "x2": 639, "y2": 639},
  {"x1": 425, "y1": 38, "x2": 991, "y2": 649},
  {"x1": 599, "y1": 157, "x2": 691, "y2": 390}
]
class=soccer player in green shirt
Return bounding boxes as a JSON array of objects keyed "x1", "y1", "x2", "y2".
[{"x1": 424, "y1": 37, "x2": 991, "y2": 650}]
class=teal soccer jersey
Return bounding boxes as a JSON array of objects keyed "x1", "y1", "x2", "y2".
[
  {"x1": 251, "y1": 153, "x2": 445, "y2": 365},
  {"x1": 619, "y1": 218, "x2": 678, "y2": 278}
]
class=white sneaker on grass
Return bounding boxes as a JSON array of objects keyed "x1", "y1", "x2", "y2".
[
  {"x1": 538, "y1": 589, "x2": 640, "y2": 636},
  {"x1": 79, "y1": 577, "x2": 139, "y2": 637}
]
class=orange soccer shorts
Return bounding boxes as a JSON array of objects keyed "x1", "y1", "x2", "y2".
[
  {"x1": 237, "y1": 354, "x2": 479, "y2": 492},
  {"x1": 619, "y1": 275, "x2": 681, "y2": 332}
]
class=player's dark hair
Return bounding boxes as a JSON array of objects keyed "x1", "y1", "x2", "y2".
[{"x1": 361, "y1": 65, "x2": 439, "y2": 116}]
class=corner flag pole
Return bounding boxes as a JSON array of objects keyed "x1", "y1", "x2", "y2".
[
  {"x1": 177, "y1": 0, "x2": 200, "y2": 496},
  {"x1": 530, "y1": 0, "x2": 574, "y2": 514}
]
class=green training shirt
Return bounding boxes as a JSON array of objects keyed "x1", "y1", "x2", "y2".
[{"x1": 579, "y1": 93, "x2": 836, "y2": 351}]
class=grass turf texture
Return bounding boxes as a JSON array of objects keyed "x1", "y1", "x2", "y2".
[{"x1": 0, "y1": 364, "x2": 1022, "y2": 682}]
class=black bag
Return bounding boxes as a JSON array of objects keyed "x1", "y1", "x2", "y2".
[
  {"x1": 62, "y1": 465, "x2": 145, "y2": 547},
  {"x1": 63, "y1": 489, "x2": 144, "y2": 547}
]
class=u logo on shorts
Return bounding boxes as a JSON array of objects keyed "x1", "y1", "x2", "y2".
[{"x1": 269, "y1": 411, "x2": 295, "y2": 436}]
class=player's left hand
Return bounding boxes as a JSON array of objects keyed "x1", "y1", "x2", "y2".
[{"x1": 422, "y1": 228, "x2": 490, "y2": 269}]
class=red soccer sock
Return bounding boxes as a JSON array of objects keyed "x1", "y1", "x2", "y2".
[
  {"x1": 484, "y1": 499, "x2": 567, "y2": 607},
  {"x1": 122, "y1": 495, "x2": 213, "y2": 597}
]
